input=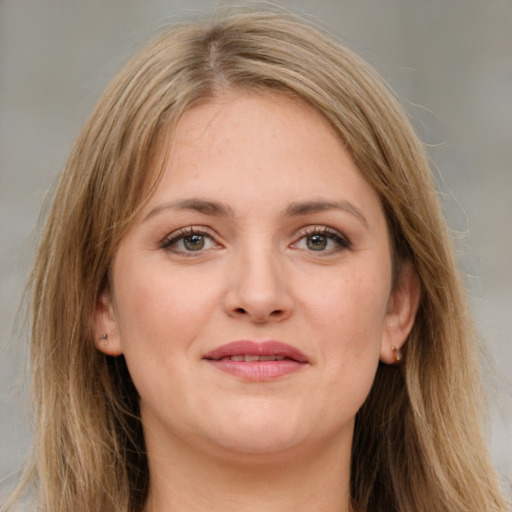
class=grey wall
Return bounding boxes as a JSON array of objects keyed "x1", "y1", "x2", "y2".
[{"x1": 1, "y1": 0, "x2": 511, "y2": 494}]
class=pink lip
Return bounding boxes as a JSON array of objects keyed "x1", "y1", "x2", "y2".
[{"x1": 203, "y1": 341, "x2": 308, "y2": 381}]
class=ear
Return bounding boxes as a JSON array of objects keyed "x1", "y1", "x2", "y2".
[
  {"x1": 92, "y1": 288, "x2": 123, "y2": 356},
  {"x1": 380, "y1": 262, "x2": 421, "y2": 364}
]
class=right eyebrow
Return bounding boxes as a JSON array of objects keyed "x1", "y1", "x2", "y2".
[{"x1": 143, "y1": 198, "x2": 234, "y2": 222}]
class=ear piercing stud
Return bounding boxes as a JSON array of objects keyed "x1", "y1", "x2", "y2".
[
  {"x1": 99, "y1": 333, "x2": 108, "y2": 347},
  {"x1": 391, "y1": 345, "x2": 403, "y2": 363}
]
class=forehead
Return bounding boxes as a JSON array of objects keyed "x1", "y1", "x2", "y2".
[
  {"x1": 171, "y1": 89, "x2": 339, "y2": 150},
  {"x1": 153, "y1": 91, "x2": 363, "y2": 198}
]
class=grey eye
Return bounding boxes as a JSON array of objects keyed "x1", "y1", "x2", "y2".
[
  {"x1": 306, "y1": 234, "x2": 328, "y2": 251},
  {"x1": 162, "y1": 230, "x2": 216, "y2": 254},
  {"x1": 183, "y1": 234, "x2": 206, "y2": 251},
  {"x1": 292, "y1": 228, "x2": 351, "y2": 254}
]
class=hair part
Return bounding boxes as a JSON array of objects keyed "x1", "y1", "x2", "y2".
[{"x1": 6, "y1": 6, "x2": 508, "y2": 512}]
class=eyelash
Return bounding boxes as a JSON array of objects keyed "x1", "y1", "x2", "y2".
[
  {"x1": 160, "y1": 225, "x2": 351, "y2": 256},
  {"x1": 292, "y1": 226, "x2": 352, "y2": 253},
  {"x1": 160, "y1": 227, "x2": 217, "y2": 256}
]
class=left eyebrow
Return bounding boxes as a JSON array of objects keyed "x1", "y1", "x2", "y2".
[{"x1": 284, "y1": 200, "x2": 369, "y2": 230}]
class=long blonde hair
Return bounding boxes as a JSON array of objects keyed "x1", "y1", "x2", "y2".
[{"x1": 4, "y1": 7, "x2": 508, "y2": 512}]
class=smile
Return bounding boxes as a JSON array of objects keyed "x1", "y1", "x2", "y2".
[
  {"x1": 203, "y1": 341, "x2": 308, "y2": 381},
  {"x1": 220, "y1": 354, "x2": 287, "y2": 361}
]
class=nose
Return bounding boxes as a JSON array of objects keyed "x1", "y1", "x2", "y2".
[{"x1": 223, "y1": 246, "x2": 294, "y2": 324}]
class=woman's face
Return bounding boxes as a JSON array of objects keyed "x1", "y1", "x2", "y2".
[{"x1": 95, "y1": 91, "x2": 418, "y2": 460}]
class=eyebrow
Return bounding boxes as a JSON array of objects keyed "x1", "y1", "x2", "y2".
[
  {"x1": 144, "y1": 198, "x2": 233, "y2": 221},
  {"x1": 285, "y1": 200, "x2": 369, "y2": 229},
  {"x1": 144, "y1": 197, "x2": 368, "y2": 229}
]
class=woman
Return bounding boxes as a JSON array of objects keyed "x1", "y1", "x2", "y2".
[{"x1": 4, "y1": 7, "x2": 508, "y2": 512}]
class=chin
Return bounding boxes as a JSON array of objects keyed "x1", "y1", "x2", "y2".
[
  {"x1": 198, "y1": 408, "x2": 335, "y2": 461},
  {"x1": 205, "y1": 431, "x2": 308, "y2": 462}
]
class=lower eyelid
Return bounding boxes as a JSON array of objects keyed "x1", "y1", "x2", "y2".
[
  {"x1": 294, "y1": 228, "x2": 351, "y2": 247},
  {"x1": 160, "y1": 229, "x2": 215, "y2": 250},
  {"x1": 160, "y1": 226, "x2": 350, "y2": 253}
]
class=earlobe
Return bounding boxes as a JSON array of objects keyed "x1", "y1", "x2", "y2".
[
  {"x1": 92, "y1": 289, "x2": 123, "y2": 356},
  {"x1": 380, "y1": 262, "x2": 421, "y2": 365}
]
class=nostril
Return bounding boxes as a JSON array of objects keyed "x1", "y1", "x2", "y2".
[{"x1": 235, "y1": 308, "x2": 246, "y2": 314}]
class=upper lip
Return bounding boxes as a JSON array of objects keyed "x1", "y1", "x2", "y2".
[{"x1": 203, "y1": 340, "x2": 308, "y2": 363}]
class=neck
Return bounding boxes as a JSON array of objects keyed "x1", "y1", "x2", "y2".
[{"x1": 143, "y1": 427, "x2": 353, "y2": 512}]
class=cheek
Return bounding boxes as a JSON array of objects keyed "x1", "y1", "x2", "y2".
[
  {"x1": 300, "y1": 264, "x2": 390, "y2": 387},
  {"x1": 112, "y1": 258, "x2": 224, "y2": 355},
  {"x1": 111, "y1": 262, "x2": 213, "y2": 407},
  {"x1": 287, "y1": 270, "x2": 388, "y2": 436},
  {"x1": 305, "y1": 268, "x2": 390, "y2": 341}
]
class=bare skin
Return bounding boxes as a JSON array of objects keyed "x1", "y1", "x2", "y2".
[{"x1": 94, "y1": 91, "x2": 420, "y2": 512}]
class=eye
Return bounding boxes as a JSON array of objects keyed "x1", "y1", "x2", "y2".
[
  {"x1": 305, "y1": 233, "x2": 329, "y2": 251},
  {"x1": 161, "y1": 228, "x2": 218, "y2": 254},
  {"x1": 292, "y1": 227, "x2": 351, "y2": 253}
]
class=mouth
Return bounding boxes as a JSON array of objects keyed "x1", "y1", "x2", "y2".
[
  {"x1": 203, "y1": 340, "x2": 308, "y2": 381},
  {"x1": 217, "y1": 354, "x2": 290, "y2": 362}
]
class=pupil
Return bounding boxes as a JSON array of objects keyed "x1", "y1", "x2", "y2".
[
  {"x1": 307, "y1": 234, "x2": 327, "y2": 251},
  {"x1": 184, "y1": 234, "x2": 205, "y2": 251}
]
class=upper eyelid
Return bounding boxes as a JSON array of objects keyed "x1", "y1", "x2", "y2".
[
  {"x1": 160, "y1": 226, "x2": 220, "y2": 250},
  {"x1": 159, "y1": 224, "x2": 350, "y2": 247},
  {"x1": 163, "y1": 226, "x2": 216, "y2": 241},
  {"x1": 291, "y1": 225, "x2": 352, "y2": 249},
  {"x1": 293, "y1": 225, "x2": 347, "y2": 238}
]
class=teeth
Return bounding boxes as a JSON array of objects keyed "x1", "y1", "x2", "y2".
[
  {"x1": 259, "y1": 355, "x2": 285, "y2": 361},
  {"x1": 225, "y1": 354, "x2": 287, "y2": 362}
]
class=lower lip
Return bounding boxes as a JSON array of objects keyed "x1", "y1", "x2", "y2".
[{"x1": 206, "y1": 359, "x2": 306, "y2": 381}]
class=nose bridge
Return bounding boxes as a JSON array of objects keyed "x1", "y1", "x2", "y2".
[{"x1": 225, "y1": 237, "x2": 292, "y2": 322}]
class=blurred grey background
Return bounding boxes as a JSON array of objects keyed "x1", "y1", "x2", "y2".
[{"x1": 1, "y1": 0, "x2": 511, "y2": 494}]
